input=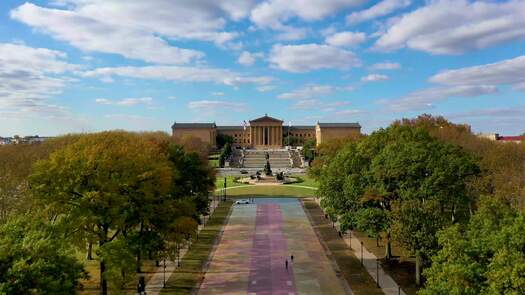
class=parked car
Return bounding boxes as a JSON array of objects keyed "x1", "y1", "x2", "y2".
[
  {"x1": 240, "y1": 169, "x2": 248, "y2": 174},
  {"x1": 235, "y1": 199, "x2": 250, "y2": 205}
]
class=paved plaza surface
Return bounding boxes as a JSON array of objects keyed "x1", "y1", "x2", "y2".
[{"x1": 199, "y1": 198, "x2": 347, "y2": 295}]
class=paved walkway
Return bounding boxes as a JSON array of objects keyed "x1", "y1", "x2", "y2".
[
  {"x1": 145, "y1": 199, "x2": 221, "y2": 295},
  {"x1": 199, "y1": 198, "x2": 346, "y2": 294},
  {"x1": 343, "y1": 235, "x2": 405, "y2": 295}
]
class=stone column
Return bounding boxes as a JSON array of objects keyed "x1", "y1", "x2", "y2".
[{"x1": 273, "y1": 126, "x2": 277, "y2": 147}]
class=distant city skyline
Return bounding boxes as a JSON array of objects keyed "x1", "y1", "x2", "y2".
[{"x1": 1, "y1": 0, "x2": 525, "y2": 137}]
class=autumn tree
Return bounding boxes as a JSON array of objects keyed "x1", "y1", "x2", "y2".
[{"x1": 29, "y1": 131, "x2": 173, "y2": 295}]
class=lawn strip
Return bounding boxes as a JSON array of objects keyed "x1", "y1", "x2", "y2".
[{"x1": 159, "y1": 200, "x2": 233, "y2": 294}]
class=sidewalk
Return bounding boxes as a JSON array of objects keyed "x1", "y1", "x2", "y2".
[
  {"x1": 313, "y1": 198, "x2": 406, "y2": 295},
  {"x1": 145, "y1": 198, "x2": 221, "y2": 295}
]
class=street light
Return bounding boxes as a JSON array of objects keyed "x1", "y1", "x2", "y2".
[
  {"x1": 376, "y1": 258, "x2": 380, "y2": 287},
  {"x1": 361, "y1": 241, "x2": 364, "y2": 266}
]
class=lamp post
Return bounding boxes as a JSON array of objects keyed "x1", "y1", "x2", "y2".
[
  {"x1": 376, "y1": 258, "x2": 380, "y2": 287},
  {"x1": 361, "y1": 241, "x2": 364, "y2": 266},
  {"x1": 163, "y1": 258, "x2": 166, "y2": 287},
  {"x1": 223, "y1": 177, "x2": 227, "y2": 201}
]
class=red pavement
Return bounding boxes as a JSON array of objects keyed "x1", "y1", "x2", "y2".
[{"x1": 248, "y1": 204, "x2": 297, "y2": 295}]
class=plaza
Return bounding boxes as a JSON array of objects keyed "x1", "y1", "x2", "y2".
[{"x1": 199, "y1": 198, "x2": 348, "y2": 295}]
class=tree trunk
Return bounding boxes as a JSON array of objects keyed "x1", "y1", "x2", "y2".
[
  {"x1": 87, "y1": 242, "x2": 93, "y2": 260},
  {"x1": 385, "y1": 234, "x2": 392, "y2": 261},
  {"x1": 415, "y1": 251, "x2": 422, "y2": 286},
  {"x1": 100, "y1": 224, "x2": 108, "y2": 295},
  {"x1": 100, "y1": 260, "x2": 108, "y2": 295},
  {"x1": 136, "y1": 251, "x2": 142, "y2": 273},
  {"x1": 376, "y1": 235, "x2": 380, "y2": 247}
]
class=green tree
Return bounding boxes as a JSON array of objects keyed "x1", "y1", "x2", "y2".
[
  {"x1": 354, "y1": 207, "x2": 389, "y2": 247},
  {"x1": 29, "y1": 131, "x2": 173, "y2": 295},
  {"x1": 216, "y1": 134, "x2": 233, "y2": 149},
  {"x1": 0, "y1": 217, "x2": 87, "y2": 294},
  {"x1": 420, "y1": 197, "x2": 525, "y2": 295}
]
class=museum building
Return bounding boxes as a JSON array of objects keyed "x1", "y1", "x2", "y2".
[{"x1": 172, "y1": 115, "x2": 361, "y2": 149}]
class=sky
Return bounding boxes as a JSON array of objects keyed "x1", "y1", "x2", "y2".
[{"x1": 1, "y1": 0, "x2": 524, "y2": 136}]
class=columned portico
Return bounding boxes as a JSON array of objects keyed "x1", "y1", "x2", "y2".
[{"x1": 249, "y1": 115, "x2": 283, "y2": 149}]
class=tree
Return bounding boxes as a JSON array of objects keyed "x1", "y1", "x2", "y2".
[
  {"x1": 392, "y1": 200, "x2": 447, "y2": 285},
  {"x1": 216, "y1": 133, "x2": 233, "y2": 149},
  {"x1": 316, "y1": 124, "x2": 479, "y2": 283},
  {"x1": 303, "y1": 138, "x2": 316, "y2": 163},
  {"x1": 0, "y1": 217, "x2": 87, "y2": 294},
  {"x1": 420, "y1": 197, "x2": 525, "y2": 295},
  {"x1": 0, "y1": 135, "x2": 80, "y2": 223},
  {"x1": 29, "y1": 131, "x2": 173, "y2": 295},
  {"x1": 354, "y1": 207, "x2": 389, "y2": 247}
]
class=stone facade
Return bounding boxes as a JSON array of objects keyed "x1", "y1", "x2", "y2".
[{"x1": 172, "y1": 115, "x2": 361, "y2": 148}]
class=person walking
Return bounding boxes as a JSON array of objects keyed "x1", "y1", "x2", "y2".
[
  {"x1": 291, "y1": 255, "x2": 294, "y2": 263},
  {"x1": 285, "y1": 259, "x2": 288, "y2": 270}
]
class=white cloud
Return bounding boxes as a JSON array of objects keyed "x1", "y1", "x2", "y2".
[
  {"x1": 374, "y1": 0, "x2": 525, "y2": 54},
  {"x1": 250, "y1": 0, "x2": 365, "y2": 28},
  {"x1": 347, "y1": 0, "x2": 411, "y2": 24},
  {"x1": 250, "y1": 0, "x2": 364, "y2": 41},
  {"x1": 429, "y1": 55, "x2": 525, "y2": 89},
  {"x1": 238, "y1": 51, "x2": 256, "y2": 66},
  {"x1": 275, "y1": 26, "x2": 311, "y2": 41},
  {"x1": 361, "y1": 74, "x2": 389, "y2": 82},
  {"x1": 237, "y1": 51, "x2": 264, "y2": 66},
  {"x1": 82, "y1": 65, "x2": 273, "y2": 87},
  {"x1": 0, "y1": 43, "x2": 78, "y2": 118},
  {"x1": 334, "y1": 109, "x2": 364, "y2": 116},
  {"x1": 187, "y1": 100, "x2": 247, "y2": 112},
  {"x1": 256, "y1": 85, "x2": 276, "y2": 92},
  {"x1": 448, "y1": 106, "x2": 525, "y2": 119},
  {"x1": 10, "y1": 1, "x2": 258, "y2": 64},
  {"x1": 370, "y1": 62, "x2": 401, "y2": 70},
  {"x1": 95, "y1": 97, "x2": 153, "y2": 106},
  {"x1": 325, "y1": 31, "x2": 366, "y2": 47},
  {"x1": 211, "y1": 92, "x2": 224, "y2": 96},
  {"x1": 269, "y1": 44, "x2": 361, "y2": 73},
  {"x1": 386, "y1": 85, "x2": 498, "y2": 111},
  {"x1": 291, "y1": 99, "x2": 351, "y2": 110},
  {"x1": 278, "y1": 85, "x2": 335, "y2": 99}
]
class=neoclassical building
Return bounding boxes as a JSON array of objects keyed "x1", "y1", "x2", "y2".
[{"x1": 172, "y1": 114, "x2": 361, "y2": 148}]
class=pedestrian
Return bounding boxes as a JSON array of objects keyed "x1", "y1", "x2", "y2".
[
  {"x1": 291, "y1": 255, "x2": 294, "y2": 263},
  {"x1": 285, "y1": 259, "x2": 288, "y2": 270}
]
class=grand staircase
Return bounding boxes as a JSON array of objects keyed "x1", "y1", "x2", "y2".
[{"x1": 242, "y1": 150, "x2": 292, "y2": 168}]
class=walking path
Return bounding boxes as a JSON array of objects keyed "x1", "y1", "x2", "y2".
[
  {"x1": 343, "y1": 235, "x2": 406, "y2": 295},
  {"x1": 313, "y1": 198, "x2": 405, "y2": 295},
  {"x1": 199, "y1": 198, "x2": 346, "y2": 294},
  {"x1": 145, "y1": 198, "x2": 221, "y2": 295}
]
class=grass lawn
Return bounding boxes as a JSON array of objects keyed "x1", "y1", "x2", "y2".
[
  {"x1": 214, "y1": 175, "x2": 249, "y2": 189},
  {"x1": 224, "y1": 184, "x2": 316, "y2": 197},
  {"x1": 208, "y1": 153, "x2": 220, "y2": 168},
  {"x1": 159, "y1": 200, "x2": 233, "y2": 294},
  {"x1": 302, "y1": 199, "x2": 383, "y2": 295},
  {"x1": 352, "y1": 231, "x2": 419, "y2": 295},
  {"x1": 287, "y1": 174, "x2": 319, "y2": 188}
]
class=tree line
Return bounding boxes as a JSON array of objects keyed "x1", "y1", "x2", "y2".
[
  {"x1": 0, "y1": 131, "x2": 215, "y2": 294},
  {"x1": 311, "y1": 114, "x2": 525, "y2": 293}
]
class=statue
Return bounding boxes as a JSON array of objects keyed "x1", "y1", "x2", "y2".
[{"x1": 263, "y1": 152, "x2": 272, "y2": 176}]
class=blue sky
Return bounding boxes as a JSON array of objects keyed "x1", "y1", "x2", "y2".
[{"x1": 1, "y1": 0, "x2": 524, "y2": 136}]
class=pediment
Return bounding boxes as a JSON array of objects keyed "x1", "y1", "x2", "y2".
[{"x1": 249, "y1": 114, "x2": 283, "y2": 124}]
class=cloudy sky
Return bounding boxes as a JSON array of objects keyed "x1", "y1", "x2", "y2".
[{"x1": 1, "y1": 0, "x2": 525, "y2": 136}]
